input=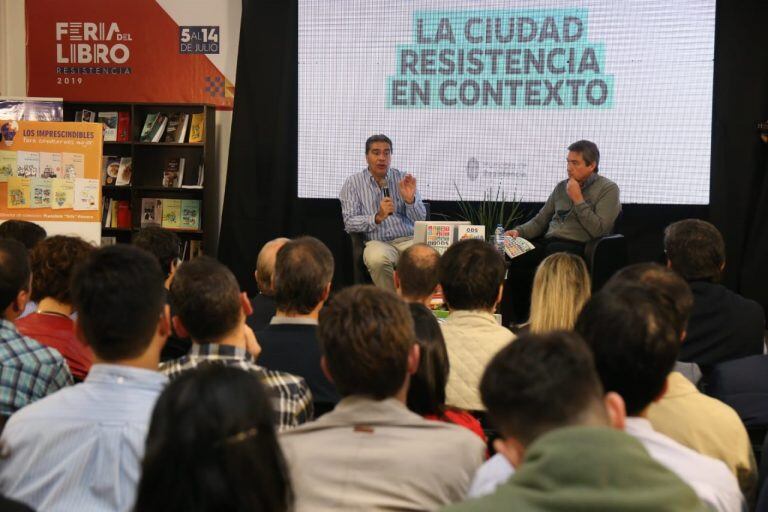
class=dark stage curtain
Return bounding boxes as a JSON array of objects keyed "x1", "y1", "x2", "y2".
[{"x1": 220, "y1": 0, "x2": 768, "y2": 318}]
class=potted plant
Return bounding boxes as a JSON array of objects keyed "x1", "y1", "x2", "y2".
[{"x1": 453, "y1": 183, "x2": 523, "y2": 241}]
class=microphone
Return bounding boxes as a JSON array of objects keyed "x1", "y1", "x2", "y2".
[{"x1": 382, "y1": 184, "x2": 390, "y2": 198}]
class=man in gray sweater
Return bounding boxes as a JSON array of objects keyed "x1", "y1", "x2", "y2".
[{"x1": 504, "y1": 140, "x2": 621, "y2": 322}]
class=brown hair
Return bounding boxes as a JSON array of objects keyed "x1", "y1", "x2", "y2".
[
  {"x1": 274, "y1": 237, "x2": 334, "y2": 314},
  {"x1": 30, "y1": 235, "x2": 93, "y2": 303},
  {"x1": 318, "y1": 285, "x2": 415, "y2": 399},
  {"x1": 664, "y1": 219, "x2": 725, "y2": 282}
]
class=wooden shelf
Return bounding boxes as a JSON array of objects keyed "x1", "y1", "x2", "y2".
[{"x1": 134, "y1": 142, "x2": 204, "y2": 147}]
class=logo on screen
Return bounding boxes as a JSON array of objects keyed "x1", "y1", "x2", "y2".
[{"x1": 466, "y1": 157, "x2": 479, "y2": 181}]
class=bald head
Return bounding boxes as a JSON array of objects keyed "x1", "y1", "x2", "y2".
[
  {"x1": 255, "y1": 237, "x2": 290, "y2": 295},
  {"x1": 395, "y1": 243, "x2": 440, "y2": 305}
]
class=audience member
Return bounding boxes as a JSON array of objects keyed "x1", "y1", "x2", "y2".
[
  {"x1": 439, "y1": 239, "x2": 514, "y2": 410},
  {"x1": 607, "y1": 263, "x2": 756, "y2": 497},
  {"x1": 576, "y1": 284, "x2": 744, "y2": 512},
  {"x1": 133, "y1": 227, "x2": 189, "y2": 361},
  {"x1": 394, "y1": 243, "x2": 440, "y2": 306},
  {"x1": 134, "y1": 364, "x2": 293, "y2": 512},
  {"x1": 0, "y1": 245, "x2": 170, "y2": 511},
  {"x1": 664, "y1": 219, "x2": 765, "y2": 371},
  {"x1": 247, "y1": 237, "x2": 289, "y2": 331},
  {"x1": 160, "y1": 256, "x2": 313, "y2": 431},
  {"x1": 452, "y1": 331, "x2": 706, "y2": 512},
  {"x1": 280, "y1": 285, "x2": 485, "y2": 511},
  {"x1": 524, "y1": 252, "x2": 591, "y2": 333},
  {"x1": 0, "y1": 220, "x2": 47, "y2": 319},
  {"x1": 707, "y1": 355, "x2": 768, "y2": 428},
  {"x1": 257, "y1": 237, "x2": 340, "y2": 408},
  {"x1": 407, "y1": 303, "x2": 485, "y2": 442},
  {"x1": 0, "y1": 239, "x2": 71, "y2": 420},
  {"x1": 15, "y1": 235, "x2": 94, "y2": 381}
]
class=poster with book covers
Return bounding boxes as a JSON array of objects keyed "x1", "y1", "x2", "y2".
[{"x1": 0, "y1": 120, "x2": 102, "y2": 238}]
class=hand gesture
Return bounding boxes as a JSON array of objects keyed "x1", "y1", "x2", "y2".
[
  {"x1": 505, "y1": 229, "x2": 519, "y2": 238},
  {"x1": 566, "y1": 178, "x2": 584, "y2": 204},
  {"x1": 376, "y1": 197, "x2": 395, "y2": 224},
  {"x1": 398, "y1": 174, "x2": 417, "y2": 204}
]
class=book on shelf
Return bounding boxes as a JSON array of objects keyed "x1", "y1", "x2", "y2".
[
  {"x1": 140, "y1": 113, "x2": 168, "y2": 143},
  {"x1": 97, "y1": 112, "x2": 118, "y2": 141},
  {"x1": 100, "y1": 237, "x2": 117, "y2": 247},
  {"x1": 161, "y1": 199, "x2": 181, "y2": 229},
  {"x1": 117, "y1": 111, "x2": 131, "y2": 142},
  {"x1": 162, "y1": 157, "x2": 185, "y2": 187},
  {"x1": 116, "y1": 200, "x2": 131, "y2": 228},
  {"x1": 102, "y1": 155, "x2": 120, "y2": 185},
  {"x1": 164, "y1": 113, "x2": 190, "y2": 143},
  {"x1": 140, "y1": 198, "x2": 163, "y2": 228},
  {"x1": 115, "y1": 157, "x2": 132, "y2": 186},
  {"x1": 180, "y1": 199, "x2": 201, "y2": 230},
  {"x1": 81, "y1": 109, "x2": 96, "y2": 123},
  {"x1": 188, "y1": 113, "x2": 204, "y2": 143},
  {"x1": 181, "y1": 163, "x2": 204, "y2": 188},
  {"x1": 180, "y1": 239, "x2": 204, "y2": 260}
]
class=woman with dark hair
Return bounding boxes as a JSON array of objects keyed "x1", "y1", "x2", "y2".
[
  {"x1": 134, "y1": 364, "x2": 293, "y2": 512},
  {"x1": 15, "y1": 235, "x2": 94, "y2": 380},
  {"x1": 406, "y1": 303, "x2": 486, "y2": 442}
]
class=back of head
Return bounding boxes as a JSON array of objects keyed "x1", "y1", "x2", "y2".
[
  {"x1": 30, "y1": 235, "x2": 93, "y2": 303},
  {"x1": 575, "y1": 284, "x2": 679, "y2": 416},
  {"x1": 406, "y1": 302, "x2": 449, "y2": 416},
  {"x1": 664, "y1": 219, "x2": 725, "y2": 282},
  {"x1": 480, "y1": 331, "x2": 606, "y2": 446},
  {"x1": 273, "y1": 236, "x2": 334, "y2": 314},
  {"x1": 0, "y1": 239, "x2": 30, "y2": 314},
  {"x1": 397, "y1": 244, "x2": 440, "y2": 301},
  {"x1": 256, "y1": 238, "x2": 290, "y2": 294},
  {"x1": 136, "y1": 364, "x2": 292, "y2": 512},
  {"x1": 0, "y1": 220, "x2": 46, "y2": 250},
  {"x1": 71, "y1": 245, "x2": 165, "y2": 361},
  {"x1": 132, "y1": 227, "x2": 180, "y2": 278},
  {"x1": 170, "y1": 256, "x2": 242, "y2": 344},
  {"x1": 439, "y1": 239, "x2": 505, "y2": 311},
  {"x1": 607, "y1": 262, "x2": 693, "y2": 339},
  {"x1": 318, "y1": 285, "x2": 415, "y2": 399},
  {"x1": 529, "y1": 252, "x2": 591, "y2": 333}
]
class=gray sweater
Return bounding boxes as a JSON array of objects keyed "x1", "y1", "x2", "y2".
[{"x1": 515, "y1": 174, "x2": 621, "y2": 243}]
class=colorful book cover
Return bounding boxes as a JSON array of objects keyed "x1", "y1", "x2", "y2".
[
  {"x1": 425, "y1": 223, "x2": 455, "y2": 255},
  {"x1": 116, "y1": 157, "x2": 132, "y2": 186},
  {"x1": 97, "y1": 112, "x2": 118, "y2": 142},
  {"x1": 162, "y1": 158, "x2": 181, "y2": 187},
  {"x1": 30, "y1": 178, "x2": 52, "y2": 208},
  {"x1": 103, "y1": 155, "x2": 120, "y2": 185},
  {"x1": 117, "y1": 111, "x2": 131, "y2": 142},
  {"x1": 141, "y1": 198, "x2": 163, "y2": 228},
  {"x1": 51, "y1": 178, "x2": 75, "y2": 209},
  {"x1": 140, "y1": 113, "x2": 159, "y2": 142},
  {"x1": 161, "y1": 198, "x2": 181, "y2": 228},
  {"x1": 39, "y1": 152, "x2": 62, "y2": 178},
  {"x1": 7, "y1": 177, "x2": 31, "y2": 208},
  {"x1": 16, "y1": 151, "x2": 40, "y2": 178},
  {"x1": 0, "y1": 150, "x2": 16, "y2": 182},
  {"x1": 62, "y1": 152, "x2": 84, "y2": 179},
  {"x1": 457, "y1": 225, "x2": 486, "y2": 241},
  {"x1": 180, "y1": 199, "x2": 201, "y2": 230},
  {"x1": 150, "y1": 114, "x2": 168, "y2": 143},
  {"x1": 163, "y1": 113, "x2": 184, "y2": 143},
  {"x1": 189, "y1": 113, "x2": 204, "y2": 143},
  {"x1": 73, "y1": 178, "x2": 99, "y2": 211}
]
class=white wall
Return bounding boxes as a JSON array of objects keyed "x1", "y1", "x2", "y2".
[{"x1": 0, "y1": 0, "x2": 232, "y2": 240}]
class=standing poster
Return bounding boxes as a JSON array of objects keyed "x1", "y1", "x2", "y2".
[
  {"x1": 25, "y1": 0, "x2": 240, "y2": 109},
  {"x1": 0, "y1": 120, "x2": 102, "y2": 233}
]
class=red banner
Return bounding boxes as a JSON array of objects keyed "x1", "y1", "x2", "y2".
[{"x1": 26, "y1": 0, "x2": 236, "y2": 109}]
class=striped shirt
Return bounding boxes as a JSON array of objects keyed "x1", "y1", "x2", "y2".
[
  {"x1": 160, "y1": 344, "x2": 313, "y2": 431},
  {"x1": 0, "y1": 364, "x2": 167, "y2": 512},
  {"x1": 0, "y1": 318, "x2": 72, "y2": 416},
  {"x1": 340, "y1": 167, "x2": 427, "y2": 242}
]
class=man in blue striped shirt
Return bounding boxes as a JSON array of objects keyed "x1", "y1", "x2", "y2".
[{"x1": 339, "y1": 134, "x2": 427, "y2": 290}]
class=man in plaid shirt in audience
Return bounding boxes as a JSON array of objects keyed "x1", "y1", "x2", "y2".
[{"x1": 160, "y1": 256, "x2": 313, "y2": 430}]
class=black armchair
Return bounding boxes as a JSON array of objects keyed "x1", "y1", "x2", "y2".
[{"x1": 584, "y1": 233, "x2": 628, "y2": 291}]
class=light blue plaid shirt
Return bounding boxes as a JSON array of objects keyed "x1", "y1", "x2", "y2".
[
  {"x1": 340, "y1": 168, "x2": 427, "y2": 242},
  {"x1": 0, "y1": 364, "x2": 167, "y2": 512},
  {"x1": 0, "y1": 318, "x2": 72, "y2": 416}
]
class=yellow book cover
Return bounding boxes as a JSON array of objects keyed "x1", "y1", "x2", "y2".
[
  {"x1": 7, "y1": 177, "x2": 31, "y2": 208},
  {"x1": 162, "y1": 199, "x2": 181, "y2": 228},
  {"x1": 51, "y1": 178, "x2": 75, "y2": 209},
  {"x1": 189, "y1": 113, "x2": 205, "y2": 143},
  {"x1": 0, "y1": 151, "x2": 16, "y2": 182}
]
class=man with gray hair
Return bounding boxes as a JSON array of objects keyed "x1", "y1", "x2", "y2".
[{"x1": 247, "y1": 237, "x2": 290, "y2": 331}]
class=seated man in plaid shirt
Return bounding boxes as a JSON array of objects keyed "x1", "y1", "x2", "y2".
[
  {"x1": 160, "y1": 256, "x2": 313, "y2": 431},
  {"x1": 0, "y1": 239, "x2": 71, "y2": 422}
]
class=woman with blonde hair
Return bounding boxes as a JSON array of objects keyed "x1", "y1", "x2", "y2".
[{"x1": 525, "y1": 252, "x2": 591, "y2": 333}]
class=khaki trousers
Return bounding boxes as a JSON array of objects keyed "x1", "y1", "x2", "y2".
[{"x1": 363, "y1": 236, "x2": 414, "y2": 292}]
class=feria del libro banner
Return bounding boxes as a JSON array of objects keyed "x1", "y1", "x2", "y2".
[{"x1": 25, "y1": 0, "x2": 241, "y2": 109}]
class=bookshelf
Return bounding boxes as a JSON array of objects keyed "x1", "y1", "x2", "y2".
[{"x1": 62, "y1": 102, "x2": 218, "y2": 258}]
